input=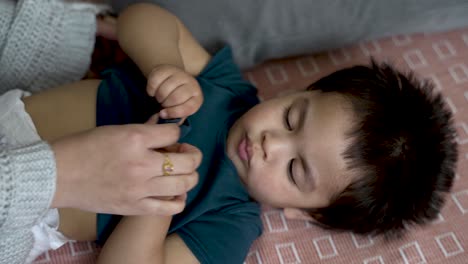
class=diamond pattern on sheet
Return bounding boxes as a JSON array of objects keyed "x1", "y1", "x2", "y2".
[
  {"x1": 428, "y1": 74, "x2": 443, "y2": 91},
  {"x1": 445, "y1": 97, "x2": 458, "y2": 114},
  {"x1": 462, "y1": 34, "x2": 468, "y2": 46},
  {"x1": 33, "y1": 251, "x2": 51, "y2": 264},
  {"x1": 392, "y1": 35, "x2": 413, "y2": 46},
  {"x1": 70, "y1": 242, "x2": 94, "y2": 257},
  {"x1": 363, "y1": 256, "x2": 385, "y2": 264},
  {"x1": 351, "y1": 233, "x2": 374, "y2": 249},
  {"x1": 246, "y1": 72, "x2": 259, "y2": 88},
  {"x1": 264, "y1": 210, "x2": 289, "y2": 233},
  {"x1": 360, "y1": 40, "x2": 382, "y2": 56},
  {"x1": 275, "y1": 243, "x2": 301, "y2": 264},
  {"x1": 295, "y1": 57, "x2": 320, "y2": 77},
  {"x1": 455, "y1": 122, "x2": 468, "y2": 145},
  {"x1": 399, "y1": 242, "x2": 426, "y2": 264},
  {"x1": 35, "y1": 27, "x2": 468, "y2": 264},
  {"x1": 433, "y1": 213, "x2": 445, "y2": 224},
  {"x1": 245, "y1": 250, "x2": 263, "y2": 264},
  {"x1": 328, "y1": 48, "x2": 351, "y2": 65},
  {"x1": 435, "y1": 232, "x2": 464, "y2": 258},
  {"x1": 452, "y1": 190, "x2": 468, "y2": 214},
  {"x1": 265, "y1": 65, "x2": 289, "y2": 85},
  {"x1": 449, "y1": 63, "x2": 468, "y2": 84},
  {"x1": 433, "y1": 40, "x2": 457, "y2": 60},
  {"x1": 313, "y1": 235, "x2": 338, "y2": 260},
  {"x1": 403, "y1": 49, "x2": 428, "y2": 69}
]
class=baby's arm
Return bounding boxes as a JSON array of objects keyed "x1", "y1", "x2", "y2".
[
  {"x1": 97, "y1": 216, "x2": 199, "y2": 264},
  {"x1": 97, "y1": 216, "x2": 169, "y2": 263},
  {"x1": 118, "y1": 3, "x2": 210, "y2": 119},
  {"x1": 117, "y1": 3, "x2": 210, "y2": 77}
]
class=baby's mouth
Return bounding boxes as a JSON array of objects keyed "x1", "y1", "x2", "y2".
[
  {"x1": 238, "y1": 135, "x2": 249, "y2": 164},
  {"x1": 238, "y1": 133, "x2": 254, "y2": 166}
]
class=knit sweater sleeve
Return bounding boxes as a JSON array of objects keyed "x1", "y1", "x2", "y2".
[
  {"x1": 0, "y1": 0, "x2": 109, "y2": 95},
  {"x1": 0, "y1": 139, "x2": 56, "y2": 264}
]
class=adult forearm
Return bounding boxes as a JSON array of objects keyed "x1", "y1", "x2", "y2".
[{"x1": 117, "y1": 3, "x2": 184, "y2": 76}]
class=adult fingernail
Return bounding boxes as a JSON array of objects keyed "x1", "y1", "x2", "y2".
[{"x1": 159, "y1": 110, "x2": 168, "y2": 118}]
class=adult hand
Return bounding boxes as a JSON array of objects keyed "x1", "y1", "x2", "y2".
[{"x1": 50, "y1": 123, "x2": 202, "y2": 215}]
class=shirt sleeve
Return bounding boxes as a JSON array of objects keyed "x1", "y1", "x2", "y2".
[
  {"x1": 176, "y1": 202, "x2": 263, "y2": 264},
  {"x1": 196, "y1": 46, "x2": 257, "y2": 99}
]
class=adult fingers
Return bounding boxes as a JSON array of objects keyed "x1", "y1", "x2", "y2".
[
  {"x1": 140, "y1": 194, "x2": 187, "y2": 215},
  {"x1": 177, "y1": 143, "x2": 202, "y2": 156},
  {"x1": 150, "y1": 146, "x2": 202, "y2": 176},
  {"x1": 145, "y1": 113, "x2": 160, "y2": 125},
  {"x1": 135, "y1": 123, "x2": 181, "y2": 149},
  {"x1": 144, "y1": 172, "x2": 199, "y2": 197},
  {"x1": 159, "y1": 142, "x2": 183, "y2": 153}
]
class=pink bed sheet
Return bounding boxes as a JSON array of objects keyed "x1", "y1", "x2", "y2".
[{"x1": 34, "y1": 26, "x2": 468, "y2": 264}]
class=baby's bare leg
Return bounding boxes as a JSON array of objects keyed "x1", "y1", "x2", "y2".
[
  {"x1": 23, "y1": 79, "x2": 100, "y2": 241},
  {"x1": 23, "y1": 79, "x2": 99, "y2": 142}
]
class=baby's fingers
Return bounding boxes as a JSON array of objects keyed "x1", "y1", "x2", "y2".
[
  {"x1": 146, "y1": 66, "x2": 176, "y2": 97},
  {"x1": 161, "y1": 85, "x2": 199, "y2": 108},
  {"x1": 160, "y1": 96, "x2": 203, "y2": 119},
  {"x1": 155, "y1": 75, "x2": 186, "y2": 103}
]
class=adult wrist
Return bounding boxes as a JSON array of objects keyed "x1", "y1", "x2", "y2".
[{"x1": 49, "y1": 138, "x2": 81, "y2": 209}]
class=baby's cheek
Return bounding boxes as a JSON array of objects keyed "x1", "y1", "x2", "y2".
[{"x1": 249, "y1": 170, "x2": 284, "y2": 202}]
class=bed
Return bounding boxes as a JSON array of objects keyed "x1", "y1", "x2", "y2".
[{"x1": 33, "y1": 26, "x2": 468, "y2": 264}]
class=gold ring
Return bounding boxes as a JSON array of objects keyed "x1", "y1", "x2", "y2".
[{"x1": 162, "y1": 153, "x2": 174, "y2": 176}]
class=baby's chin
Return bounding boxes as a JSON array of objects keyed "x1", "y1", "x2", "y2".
[
  {"x1": 232, "y1": 160, "x2": 249, "y2": 188},
  {"x1": 231, "y1": 162, "x2": 262, "y2": 204}
]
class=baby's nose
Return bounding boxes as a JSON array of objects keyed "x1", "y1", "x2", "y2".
[{"x1": 262, "y1": 131, "x2": 292, "y2": 160}]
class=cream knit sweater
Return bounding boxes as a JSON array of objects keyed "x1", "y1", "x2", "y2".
[{"x1": 0, "y1": 1, "x2": 105, "y2": 263}]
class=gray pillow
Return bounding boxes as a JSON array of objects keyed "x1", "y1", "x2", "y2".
[{"x1": 111, "y1": 0, "x2": 468, "y2": 69}]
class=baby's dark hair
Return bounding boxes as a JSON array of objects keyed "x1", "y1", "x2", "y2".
[{"x1": 306, "y1": 61, "x2": 458, "y2": 236}]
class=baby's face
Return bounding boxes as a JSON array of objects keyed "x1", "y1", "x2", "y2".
[{"x1": 227, "y1": 90, "x2": 358, "y2": 212}]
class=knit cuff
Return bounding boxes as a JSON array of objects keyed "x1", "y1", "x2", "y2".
[
  {"x1": 0, "y1": 141, "x2": 56, "y2": 231},
  {"x1": 0, "y1": 0, "x2": 15, "y2": 51},
  {"x1": 0, "y1": 0, "x2": 109, "y2": 94}
]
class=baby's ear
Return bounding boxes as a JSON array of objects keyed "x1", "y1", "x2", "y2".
[{"x1": 283, "y1": 208, "x2": 314, "y2": 221}]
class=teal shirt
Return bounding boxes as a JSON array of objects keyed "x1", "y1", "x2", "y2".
[{"x1": 96, "y1": 47, "x2": 263, "y2": 264}]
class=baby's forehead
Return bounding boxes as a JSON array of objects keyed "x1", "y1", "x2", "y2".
[
  {"x1": 295, "y1": 91, "x2": 358, "y2": 200},
  {"x1": 284, "y1": 89, "x2": 353, "y2": 109}
]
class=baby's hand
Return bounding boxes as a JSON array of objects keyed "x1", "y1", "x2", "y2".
[{"x1": 147, "y1": 65, "x2": 203, "y2": 119}]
